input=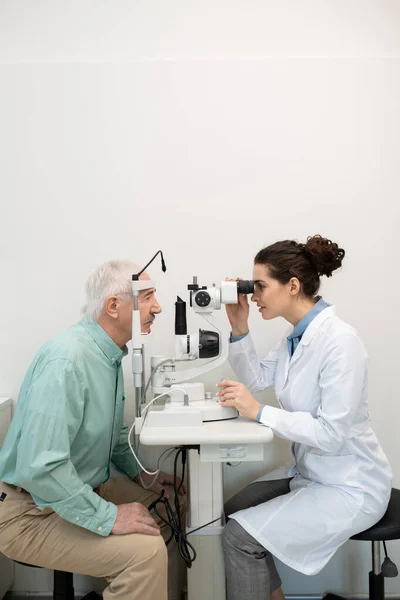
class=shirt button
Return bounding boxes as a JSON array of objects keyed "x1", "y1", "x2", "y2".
[
  {"x1": 111, "y1": 358, "x2": 115, "y2": 363},
  {"x1": 76, "y1": 517, "x2": 80, "y2": 521},
  {"x1": 98, "y1": 526, "x2": 103, "y2": 532}
]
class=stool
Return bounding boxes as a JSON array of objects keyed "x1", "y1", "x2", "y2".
[
  {"x1": 325, "y1": 488, "x2": 400, "y2": 600},
  {"x1": 13, "y1": 561, "x2": 101, "y2": 600}
]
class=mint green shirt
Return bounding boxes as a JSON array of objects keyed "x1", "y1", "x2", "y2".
[{"x1": 0, "y1": 318, "x2": 140, "y2": 536}]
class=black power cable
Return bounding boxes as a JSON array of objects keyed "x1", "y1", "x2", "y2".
[{"x1": 148, "y1": 446, "x2": 223, "y2": 568}]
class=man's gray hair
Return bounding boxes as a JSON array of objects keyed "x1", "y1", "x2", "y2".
[{"x1": 82, "y1": 260, "x2": 141, "y2": 321}]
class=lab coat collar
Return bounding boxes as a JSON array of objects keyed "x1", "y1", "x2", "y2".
[
  {"x1": 299, "y1": 305, "x2": 336, "y2": 347},
  {"x1": 283, "y1": 306, "x2": 336, "y2": 378}
]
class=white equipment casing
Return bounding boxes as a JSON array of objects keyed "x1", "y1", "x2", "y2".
[
  {"x1": 149, "y1": 312, "x2": 238, "y2": 424},
  {"x1": 175, "y1": 332, "x2": 199, "y2": 360},
  {"x1": 200, "y1": 442, "x2": 264, "y2": 462},
  {"x1": 220, "y1": 280, "x2": 238, "y2": 304},
  {"x1": 145, "y1": 406, "x2": 203, "y2": 428},
  {"x1": 145, "y1": 382, "x2": 238, "y2": 427},
  {"x1": 140, "y1": 418, "x2": 274, "y2": 600},
  {"x1": 131, "y1": 311, "x2": 143, "y2": 351},
  {"x1": 187, "y1": 449, "x2": 225, "y2": 600},
  {"x1": 192, "y1": 280, "x2": 238, "y2": 313}
]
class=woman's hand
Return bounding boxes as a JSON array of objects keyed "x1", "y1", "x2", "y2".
[
  {"x1": 217, "y1": 379, "x2": 261, "y2": 421},
  {"x1": 224, "y1": 277, "x2": 250, "y2": 337}
]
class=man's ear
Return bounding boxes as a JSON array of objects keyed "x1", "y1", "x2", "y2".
[
  {"x1": 104, "y1": 296, "x2": 119, "y2": 319},
  {"x1": 288, "y1": 277, "x2": 301, "y2": 296}
]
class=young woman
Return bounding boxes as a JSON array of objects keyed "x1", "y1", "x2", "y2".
[{"x1": 218, "y1": 235, "x2": 392, "y2": 600}]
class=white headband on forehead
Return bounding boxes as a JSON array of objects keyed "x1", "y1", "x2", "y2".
[{"x1": 132, "y1": 280, "x2": 156, "y2": 292}]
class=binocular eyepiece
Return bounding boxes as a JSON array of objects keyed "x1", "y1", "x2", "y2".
[
  {"x1": 187, "y1": 276, "x2": 254, "y2": 313},
  {"x1": 236, "y1": 280, "x2": 254, "y2": 295}
]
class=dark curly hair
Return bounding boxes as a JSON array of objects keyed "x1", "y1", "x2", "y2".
[{"x1": 254, "y1": 235, "x2": 345, "y2": 297}]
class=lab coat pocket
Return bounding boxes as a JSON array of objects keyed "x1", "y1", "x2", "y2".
[{"x1": 303, "y1": 453, "x2": 359, "y2": 487}]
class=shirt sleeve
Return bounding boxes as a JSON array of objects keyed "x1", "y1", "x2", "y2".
[
  {"x1": 258, "y1": 334, "x2": 367, "y2": 452},
  {"x1": 228, "y1": 333, "x2": 284, "y2": 391},
  {"x1": 111, "y1": 422, "x2": 140, "y2": 480},
  {"x1": 229, "y1": 333, "x2": 249, "y2": 343},
  {"x1": 16, "y1": 358, "x2": 117, "y2": 536}
]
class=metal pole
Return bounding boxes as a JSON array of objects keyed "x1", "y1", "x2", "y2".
[
  {"x1": 372, "y1": 541, "x2": 381, "y2": 575},
  {"x1": 132, "y1": 291, "x2": 143, "y2": 418}
]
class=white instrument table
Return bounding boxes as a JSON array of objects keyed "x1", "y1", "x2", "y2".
[
  {"x1": 140, "y1": 415, "x2": 273, "y2": 600},
  {"x1": 140, "y1": 415, "x2": 274, "y2": 446}
]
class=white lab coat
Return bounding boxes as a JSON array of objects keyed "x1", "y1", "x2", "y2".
[{"x1": 228, "y1": 306, "x2": 392, "y2": 575}]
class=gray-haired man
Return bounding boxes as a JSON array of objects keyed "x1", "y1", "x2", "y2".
[{"x1": 0, "y1": 260, "x2": 186, "y2": 600}]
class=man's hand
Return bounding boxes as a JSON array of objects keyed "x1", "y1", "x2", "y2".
[
  {"x1": 111, "y1": 502, "x2": 160, "y2": 536},
  {"x1": 217, "y1": 379, "x2": 261, "y2": 421},
  {"x1": 135, "y1": 470, "x2": 186, "y2": 498}
]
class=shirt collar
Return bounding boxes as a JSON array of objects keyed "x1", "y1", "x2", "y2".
[
  {"x1": 80, "y1": 317, "x2": 128, "y2": 365},
  {"x1": 287, "y1": 297, "x2": 330, "y2": 341}
]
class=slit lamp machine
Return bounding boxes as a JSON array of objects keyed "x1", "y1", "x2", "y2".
[
  {"x1": 131, "y1": 252, "x2": 274, "y2": 600},
  {"x1": 131, "y1": 251, "x2": 254, "y2": 431}
]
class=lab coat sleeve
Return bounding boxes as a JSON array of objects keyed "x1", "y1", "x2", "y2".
[
  {"x1": 229, "y1": 333, "x2": 284, "y2": 391},
  {"x1": 258, "y1": 333, "x2": 367, "y2": 452}
]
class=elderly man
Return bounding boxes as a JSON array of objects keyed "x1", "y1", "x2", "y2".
[{"x1": 0, "y1": 260, "x2": 186, "y2": 600}]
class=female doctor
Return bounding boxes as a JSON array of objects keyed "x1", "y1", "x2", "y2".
[{"x1": 218, "y1": 235, "x2": 392, "y2": 600}]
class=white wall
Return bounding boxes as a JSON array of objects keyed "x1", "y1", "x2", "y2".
[{"x1": 1, "y1": 1, "x2": 399, "y2": 596}]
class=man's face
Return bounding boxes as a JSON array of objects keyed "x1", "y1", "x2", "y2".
[
  {"x1": 136, "y1": 272, "x2": 162, "y2": 334},
  {"x1": 118, "y1": 272, "x2": 162, "y2": 341}
]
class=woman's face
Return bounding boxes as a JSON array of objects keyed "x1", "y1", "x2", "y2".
[{"x1": 251, "y1": 263, "x2": 293, "y2": 320}]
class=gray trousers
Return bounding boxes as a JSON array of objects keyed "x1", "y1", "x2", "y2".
[{"x1": 222, "y1": 478, "x2": 292, "y2": 600}]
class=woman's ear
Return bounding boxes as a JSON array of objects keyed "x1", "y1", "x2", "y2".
[{"x1": 288, "y1": 277, "x2": 301, "y2": 296}]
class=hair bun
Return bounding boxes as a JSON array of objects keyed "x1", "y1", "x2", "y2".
[{"x1": 303, "y1": 235, "x2": 345, "y2": 277}]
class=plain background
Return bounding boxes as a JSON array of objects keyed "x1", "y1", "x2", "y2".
[{"x1": 0, "y1": 1, "x2": 399, "y2": 596}]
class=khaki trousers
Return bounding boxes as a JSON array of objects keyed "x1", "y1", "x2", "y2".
[{"x1": 0, "y1": 478, "x2": 187, "y2": 600}]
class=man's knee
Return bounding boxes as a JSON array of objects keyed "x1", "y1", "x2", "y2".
[
  {"x1": 137, "y1": 535, "x2": 168, "y2": 568},
  {"x1": 105, "y1": 536, "x2": 168, "y2": 600},
  {"x1": 115, "y1": 534, "x2": 168, "y2": 576}
]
